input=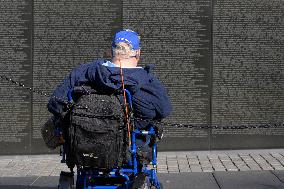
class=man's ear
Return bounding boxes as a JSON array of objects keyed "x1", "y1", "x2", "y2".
[
  {"x1": 129, "y1": 49, "x2": 139, "y2": 59},
  {"x1": 136, "y1": 49, "x2": 141, "y2": 60}
]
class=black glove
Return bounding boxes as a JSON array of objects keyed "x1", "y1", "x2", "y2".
[{"x1": 154, "y1": 125, "x2": 164, "y2": 140}]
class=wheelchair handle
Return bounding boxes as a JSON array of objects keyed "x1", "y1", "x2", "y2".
[
  {"x1": 124, "y1": 89, "x2": 132, "y2": 109},
  {"x1": 67, "y1": 89, "x2": 73, "y2": 103}
]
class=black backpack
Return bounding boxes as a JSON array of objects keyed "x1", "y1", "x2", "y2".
[{"x1": 66, "y1": 89, "x2": 129, "y2": 169}]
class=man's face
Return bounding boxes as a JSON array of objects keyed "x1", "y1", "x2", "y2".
[
  {"x1": 120, "y1": 42, "x2": 141, "y2": 59},
  {"x1": 113, "y1": 42, "x2": 140, "y2": 59},
  {"x1": 115, "y1": 42, "x2": 132, "y2": 52}
]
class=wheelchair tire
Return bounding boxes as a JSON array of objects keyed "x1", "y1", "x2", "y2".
[
  {"x1": 141, "y1": 182, "x2": 164, "y2": 189},
  {"x1": 139, "y1": 177, "x2": 151, "y2": 189},
  {"x1": 58, "y1": 171, "x2": 74, "y2": 189},
  {"x1": 132, "y1": 174, "x2": 163, "y2": 189},
  {"x1": 139, "y1": 177, "x2": 164, "y2": 189}
]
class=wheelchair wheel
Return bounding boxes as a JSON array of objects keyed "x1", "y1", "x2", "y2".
[
  {"x1": 58, "y1": 171, "x2": 74, "y2": 189},
  {"x1": 139, "y1": 178, "x2": 164, "y2": 189},
  {"x1": 137, "y1": 177, "x2": 150, "y2": 189},
  {"x1": 144, "y1": 177, "x2": 151, "y2": 189},
  {"x1": 141, "y1": 182, "x2": 164, "y2": 189},
  {"x1": 131, "y1": 174, "x2": 147, "y2": 189},
  {"x1": 132, "y1": 173, "x2": 163, "y2": 189}
]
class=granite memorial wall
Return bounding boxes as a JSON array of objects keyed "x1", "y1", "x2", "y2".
[{"x1": 0, "y1": 0, "x2": 283, "y2": 154}]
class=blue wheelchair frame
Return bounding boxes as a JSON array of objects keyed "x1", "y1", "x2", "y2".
[{"x1": 59, "y1": 89, "x2": 162, "y2": 189}]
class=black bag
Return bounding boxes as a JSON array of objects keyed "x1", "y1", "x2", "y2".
[{"x1": 67, "y1": 91, "x2": 128, "y2": 169}]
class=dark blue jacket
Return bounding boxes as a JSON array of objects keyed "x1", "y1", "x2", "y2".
[{"x1": 48, "y1": 59, "x2": 172, "y2": 126}]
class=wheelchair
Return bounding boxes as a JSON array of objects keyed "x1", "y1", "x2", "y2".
[{"x1": 57, "y1": 88, "x2": 163, "y2": 189}]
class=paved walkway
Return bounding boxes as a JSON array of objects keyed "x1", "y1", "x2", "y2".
[
  {"x1": 0, "y1": 149, "x2": 284, "y2": 189},
  {"x1": 157, "y1": 149, "x2": 284, "y2": 173},
  {"x1": 0, "y1": 149, "x2": 284, "y2": 177}
]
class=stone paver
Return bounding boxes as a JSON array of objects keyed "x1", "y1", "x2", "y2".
[
  {"x1": 188, "y1": 155, "x2": 202, "y2": 172},
  {"x1": 177, "y1": 155, "x2": 190, "y2": 173},
  {"x1": 199, "y1": 156, "x2": 214, "y2": 172},
  {"x1": 239, "y1": 154, "x2": 261, "y2": 171},
  {"x1": 228, "y1": 155, "x2": 244, "y2": 171},
  {"x1": 208, "y1": 154, "x2": 226, "y2": 171},
  {"x1": 166, "y1": 155, "x2": 179, "y2": 173},
  {"x1": 157, "y1": 155, "x2": 168, "y2": 173},
  {"x1": 219, "y1": 154, "x2": 238, "y2": 171},
  {"x1": 250, "y1": 154, "x2": 274, "y2": 171},
  {"x1": 261, "y1": 153, "x2": 284, "y2": 170}
]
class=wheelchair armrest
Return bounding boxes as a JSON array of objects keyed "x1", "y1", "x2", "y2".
[{"x1": 134, "y1": 125, "x2": 163, "y2": 140}]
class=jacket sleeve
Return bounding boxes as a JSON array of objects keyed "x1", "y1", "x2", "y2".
[
  {"x1": 132, "y1": 76, "x2": 172, "y2": 120},
  {"x1": 47, "y1": 63, "x2": 93, "y2": 117}
]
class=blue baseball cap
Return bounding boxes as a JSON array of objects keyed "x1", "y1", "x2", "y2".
[{"x1": 112, "y1": 29, "x2": 140, "y2": 50}]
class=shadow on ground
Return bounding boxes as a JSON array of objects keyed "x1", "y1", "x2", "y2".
[{"x1": 0, "y1": 171, "x2": 284, "y2": 189}]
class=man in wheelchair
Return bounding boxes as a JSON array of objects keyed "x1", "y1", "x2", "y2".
[{"x1": 43, "y1": 29, "x2": 172, "y2": 188}]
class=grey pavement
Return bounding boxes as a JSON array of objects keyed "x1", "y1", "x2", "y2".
[{"x1": 0, "y1": 149, "x2": 284, "y2": 188}]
